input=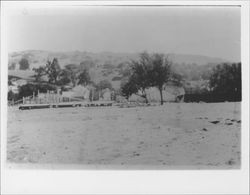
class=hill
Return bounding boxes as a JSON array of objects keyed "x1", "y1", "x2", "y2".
[
  {"x1": 8, "y1": 50, "x2": 230, "y2": 69},
  {"x1": 8, "y1": 50, "x2": 232, "y2": 89}
]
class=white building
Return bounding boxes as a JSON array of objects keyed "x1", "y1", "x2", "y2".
[
  {"x1": 62, "y1": 85, "x2": 90, "y2": 100},
  {"x1": 129, "y1": 85, "x2": 185, "y2": 103}
]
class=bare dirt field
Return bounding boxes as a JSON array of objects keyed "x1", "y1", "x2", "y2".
[{"x1": 7, "y1": 102, "x2": 241, "y2": 169}]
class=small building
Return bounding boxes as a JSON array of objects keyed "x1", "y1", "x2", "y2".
[{"x1": 62, "y1": 85, "x2": 90, "y2": 100}]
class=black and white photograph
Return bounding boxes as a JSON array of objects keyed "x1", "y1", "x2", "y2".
[{"x1": 1, "y1": 1, "x2": 249, "y2": 194}]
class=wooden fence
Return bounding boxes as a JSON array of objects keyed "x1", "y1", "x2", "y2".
[{"x1": 9, "y1": 90, "x2": 84, "y2": 106}]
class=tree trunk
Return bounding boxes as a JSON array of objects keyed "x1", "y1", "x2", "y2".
[
  {"x1": 159, "y1": 88, "x2": 163, "y2": 105},
  {"x1": 145, "y1": 95, "x2": 148, "y2": 104},
  {"x1": 142, "y1": 89, "x2": 148, "y2": 103}
]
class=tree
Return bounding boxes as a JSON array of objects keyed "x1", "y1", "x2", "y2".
[
  {"x1": 209, "y1": 62, "x2": 241, "y2": 101},
  {"x1": 19, "y1": 58, "x2": 29, "y2": 70},
  {"x1": 126, "y1": 52, "x2": 152, "y2": 103},
  {"x1": 149, "y1": 54, "x2": 172, "y2": 105},
  {"x1": 45, "y1": 58, "x2": 61, "y2": 84},
  {"x1": 121, "y1": 52, "x2": 178, "y2": 104},
  {"x1": 65, "y1": 64, "x2": 78, "y2": 87},
  {"x1": 77, "y1": 69, "x2": 91, "y2": 86},
  {"x1": 96, "y1": 79, "x2": 112, "y2": 91},
  {"x1": 33, "y1": 66, "x2": 46, "y2": 82},
  {"x1": 57, "y1": 69, "x2": 71, "y2": 86},
  {"x1": 121, "y1": 77, "x2": 138, "y2": 99}
]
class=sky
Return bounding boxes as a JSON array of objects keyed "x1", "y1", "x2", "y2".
[{"x1": 7, "y1": 6, "x2": 240, "y2": 61}]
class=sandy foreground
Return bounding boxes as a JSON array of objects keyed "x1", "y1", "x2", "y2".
[{"x1": 7, "y1": 102, "x2": 241, "y2": 169}]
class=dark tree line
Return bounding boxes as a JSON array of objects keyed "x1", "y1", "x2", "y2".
[
  {"x1": 209, "y1": 62, "x2": 241, "y2": 101},
  {"x1": 184, "y1": 62, "x2": 241, "y2": 102}
]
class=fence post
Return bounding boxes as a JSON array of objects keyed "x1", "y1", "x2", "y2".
[{"x1": 47, "y1": 91, "x2": 49, "y2": 106}]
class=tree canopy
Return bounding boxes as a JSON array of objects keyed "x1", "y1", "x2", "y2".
[
  {"x1": 149, "y1": 54, "x2": 172, "y2": 104},
  {"x1": 77, "y1": 69, "x2": 91, "y2": 86},
  {"x1": 45, "y1": 58, "x2": 61, "y2": 84},
  {"x1": 33, "y1": 66, "x2": 46, "y2": 82},
  {"x1": 121, "y1": 52, "x2": 176, "y2": 105},
  {"x1": 19, "y1": 58, "x2": 30, "y2": 70},
  {"x1": 209, "y1": 63, "x2": 241, "y2": 101}
]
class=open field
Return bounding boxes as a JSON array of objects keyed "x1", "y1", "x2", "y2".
[{"x1": 7, "y1": 102, "x2": 241, "y2": 169}]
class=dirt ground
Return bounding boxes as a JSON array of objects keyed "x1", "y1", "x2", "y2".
[{"x1": 7, "y1": 102, "x2": 241, "y2": 169}]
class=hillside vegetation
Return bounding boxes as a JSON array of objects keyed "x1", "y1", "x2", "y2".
[{"x1": 8, "y1": 50, "x2": 229, "y2": 89}]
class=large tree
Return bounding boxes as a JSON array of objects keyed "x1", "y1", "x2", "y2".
[
  {"x1": 121, "y1": 52, "x2": 175, "y2": 104},
  {"x1": 125, "y1": 52, "x2": 152, "y2": 103},
  {"x1": 150, "y1": 54, "x2": 172, "y2": 105},
  {"x1": 45, "y1": 58, "x2": 61, "y2": 84}
]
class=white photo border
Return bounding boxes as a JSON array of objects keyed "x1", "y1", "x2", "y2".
[{"x1": 1, "y1": 1, "x2": 249, "y2": 194}]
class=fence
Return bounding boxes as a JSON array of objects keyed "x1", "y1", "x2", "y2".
[{"x1": 9, "y1": 90, "x2": 84, "y2": 106}]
